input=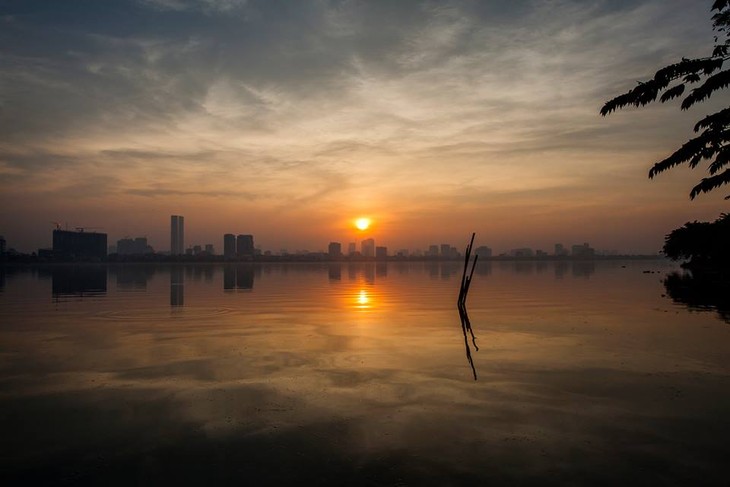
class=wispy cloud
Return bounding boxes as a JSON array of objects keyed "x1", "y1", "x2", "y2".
[{"x1": 0, "y1": 0, "x2": 725, "y2": 252}]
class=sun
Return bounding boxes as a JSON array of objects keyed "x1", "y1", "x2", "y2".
[{"x1": 355, "y1": 218, "x2": 371, "y2": 231}]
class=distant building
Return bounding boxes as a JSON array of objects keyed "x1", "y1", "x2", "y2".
[
  {"x1": 554, "y1": 243, "x2": 568, "y2": 256},
  {"x1": 53, "y1": 229, "x2": 107, "y2": 260},
  {"x1": 375, "y1": 246, "x2": 388, "y2": 259},
  {"x1": 361, "y1": 238, "x2": 375, "y2": 258},
  {"x1": 510, "y1": 248, "x2": 534, "y2": 258},
  {"x1": 474, "y1": 246, "x2": 492, "y2": 258},
  {"x1": 117, "y1": 237, "x2": 153, "y2": 255},
  {"x1": 224, "y1": 234, "x2": 236, "y2": 259},
  {"x1": 205, "y1": 244, "x2": 214, "y2": 255},
  {"x1": 348, "y1": 242, "x2": 356, "y2": 256},
  {"x1": 396, "y1": 249, "x2": 409, "y2": 257},
  {"x1": 440, "y1": 244, "x2": 450, "y2": 257},
  {"x1": 193, "y1": 244, "x2": 202, "y2": 255},
  {"x1": 535, "y1": 249, "x2": 548, "y2": 257},
  {"x1": 171, "y1": 215, "x2": 184, "y2": 255},
  {"x1": 236, "y1": 234, "x2": 254, "y2": 257},
  {"x1": 428, "y1": 245, "x2": 439, "y2": 257},
  {"x1": 328, "y1": 242, "x2": 342, "y2": 258},
  {"x1": 571, "y1": 243, "x2": 595, "y2": 258}
]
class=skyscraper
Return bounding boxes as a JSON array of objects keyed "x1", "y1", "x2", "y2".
[
  {"x1": 328, "y1": 242, "x2": 342, "y2": 258},
  {"x1": 440, "y1": 244, "x2": 450, "y2": 257},
  {"x1": 361, "y1": 238, "x2": 375, "y2": 258},
  {"x1": 53, "y1": 229, "x2": 107, "y2": 260},
  {"x1": 236, "y1": 234, "x2": 254, "y2": 257},
  {"x1": 224, "y1": 234, "x2": 236, "y2": 259},
  {"x1": 171, "y1": 215, "x2": 184, "y2": 255},
  {"x1": 475, "y1": 246, "x2": 492, "y2": 258}
]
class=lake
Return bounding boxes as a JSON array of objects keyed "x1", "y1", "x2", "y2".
[{"x1": 1, "y1": 260, "x2": 729, "y2": 485}]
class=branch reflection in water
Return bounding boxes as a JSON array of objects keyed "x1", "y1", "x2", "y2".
[{"x1": 458, "y1": 233, "x2": 480, "y2": 380}]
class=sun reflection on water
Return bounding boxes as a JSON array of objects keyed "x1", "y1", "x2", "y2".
[{"x1": 355, "y1": 289, "x2": 371, "y2": 310}]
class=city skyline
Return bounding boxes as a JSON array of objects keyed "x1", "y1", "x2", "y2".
[
  {"x1": 1, "y1": 1, "x2": 728, "y2": 255},
  {"x1": 1, "y1": 215, "x2": 651, "y2": 258}
]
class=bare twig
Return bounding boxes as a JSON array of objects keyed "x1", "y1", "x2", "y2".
[{"x1": 458, "y1": 233, "x2": 479, "y2": 380}]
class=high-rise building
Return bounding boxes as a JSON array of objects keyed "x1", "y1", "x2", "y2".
[
  {"x1": 475, "y1": 246, "x2": 492, "y2": 258},
  {"x1": 571, "y1": 243, "x2": 595, "y2": 258},
  {"x1": 117, "y1": 237, "x2": 153, "y2": 255},
  {"x1": 53, "y1": 229, "x2": 107, "y2": 260},
  {"x1": 428, "y1": 245, "x2": 439, "y2": 256},
  {"x1": 328, "y1": 242, "x2": 342, "y2": 258},
  {"x1": 0, "y1": 235, "x2": 5, "y2": 255},
  {"x1": 375, "y1": 246, "x2": 388, "y2": 259},
  {"x1": 348, "y1": 242, "x2": 356, "y2": 256},
  {"x1": 361, "y1": 238, "x2": 375, "y2": 258},
  {"x1": 205, "y1": 244, "x2": 214, "y2": 255},
  {"x1": 510, "y1": 248, "x2": 534, "y2": 257},
  {"x1": 224, "y1": 234, "x2": 236, "y2": 259},
  {"x1": 171, "y1": 215, "x2": 184, "y2": 255},
  {"x1": 440, "y1": 244, "x2": 450, "y2": 257},
  {"x1": 236, "y1": 234, "x2": 254, "y2": 257},
  {"x1": 554, "y1": 243, "x2": 568, "y2": 256}
]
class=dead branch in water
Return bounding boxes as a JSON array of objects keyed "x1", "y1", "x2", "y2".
[{"x1": 458, "y1": 233, "x2": 479, "y2": 380}]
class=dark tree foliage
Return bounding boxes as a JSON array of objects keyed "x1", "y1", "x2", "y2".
[
  {"x1": 601, "y1": 0, "x2": 730, "y2": 199},
  {"x1": 662, "y1": 213, "x2": 730, "y2": 268}
]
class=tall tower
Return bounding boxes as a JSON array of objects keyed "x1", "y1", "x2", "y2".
[
  {"x1": 361, "y1": 238, "x2": 375, "y2": 258},
  {"x1": 171, "y1": 215, "x2": 184, "y2": 255},
  {"x1": 236, "y1": 234, "x2": 254, "y2": 257},
  {"x1": 223, "y1": 234, "x2": 236, "y2": 259},
  {"x1": 328, "y1": 242, "x2": 342, "y2": 258}
]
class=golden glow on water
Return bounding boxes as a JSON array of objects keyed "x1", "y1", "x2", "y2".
[
  {"x1": 2, "y1": 261, "x2": 730, "y2": 484},
  {"x1": 355, "y1": 289, "x2": 370, "y2": 310}
]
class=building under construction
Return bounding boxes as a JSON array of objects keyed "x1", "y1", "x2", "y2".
[{"x1": 52, "y1": 229, "x2": 107, "y2": 261}]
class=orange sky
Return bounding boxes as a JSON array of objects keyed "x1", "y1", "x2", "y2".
[{"x1": 0, "y1": 0, "x2": 728, "y2": 254}]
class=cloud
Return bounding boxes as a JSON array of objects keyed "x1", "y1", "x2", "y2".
[{"x1": 0, "y1": 0, "x2": 724, "y2": 252}]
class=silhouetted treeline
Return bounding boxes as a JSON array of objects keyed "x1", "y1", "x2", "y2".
[{"x1": 663, "y1": 213, "x2": 730, "y2": 271}]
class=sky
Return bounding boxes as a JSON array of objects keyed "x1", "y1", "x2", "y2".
[{"x1": 1, "y1": 0, "x2": 728, "y2": 255}]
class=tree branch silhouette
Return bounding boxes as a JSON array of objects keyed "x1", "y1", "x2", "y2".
[{"x1": 601, "y1": 1, "x2": 730, "y2": 199}]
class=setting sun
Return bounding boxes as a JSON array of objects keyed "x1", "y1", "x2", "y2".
[{"x1": 355, "y1": 218, "x2": 371, "y2": 231}]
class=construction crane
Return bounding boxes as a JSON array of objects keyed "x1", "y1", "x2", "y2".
[{"x1": 50, "y1": 222, "x2": 61, "y2": 230}]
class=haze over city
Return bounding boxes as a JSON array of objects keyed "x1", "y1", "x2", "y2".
[{"x1": 2, "y1": 0, "x2": 728, "y2": 254}]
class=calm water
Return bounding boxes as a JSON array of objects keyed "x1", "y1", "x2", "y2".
[{"x1": 1, "y1": 260, "x2": 729, "y2": 485}]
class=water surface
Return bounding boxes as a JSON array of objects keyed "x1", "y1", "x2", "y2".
[{"x1": 1, "y1": 261, "x2": 729, "y2": 485}]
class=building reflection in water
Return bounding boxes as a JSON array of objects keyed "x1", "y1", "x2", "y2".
[
  {"x1": 328, "y1": 264, "x2": 341, "y2": 281},
  {"x1": 554, "y1": 261, "x2": 568, "y2": 279},
  {"x1": 572, "y1": 261, "x2": 596, "y2": 279},
  {"x1": 223, "y1": 265, "x2": 254, "y2": 291},
  {"x1": 475, "y1": 262, "x2": 492, "y2": 277},
  {"x1": 170, "y1": 267, "x2": 184, "y2": 307},
  {"x1": 331, "y1": 264, "x2": 379, "y2": 311},
  {"x1": 52, "y1": 265, "x2": 107, "y2": 300},
  {"x1": 114, "y1": 265, "x2": 155, "y2": 291}
]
